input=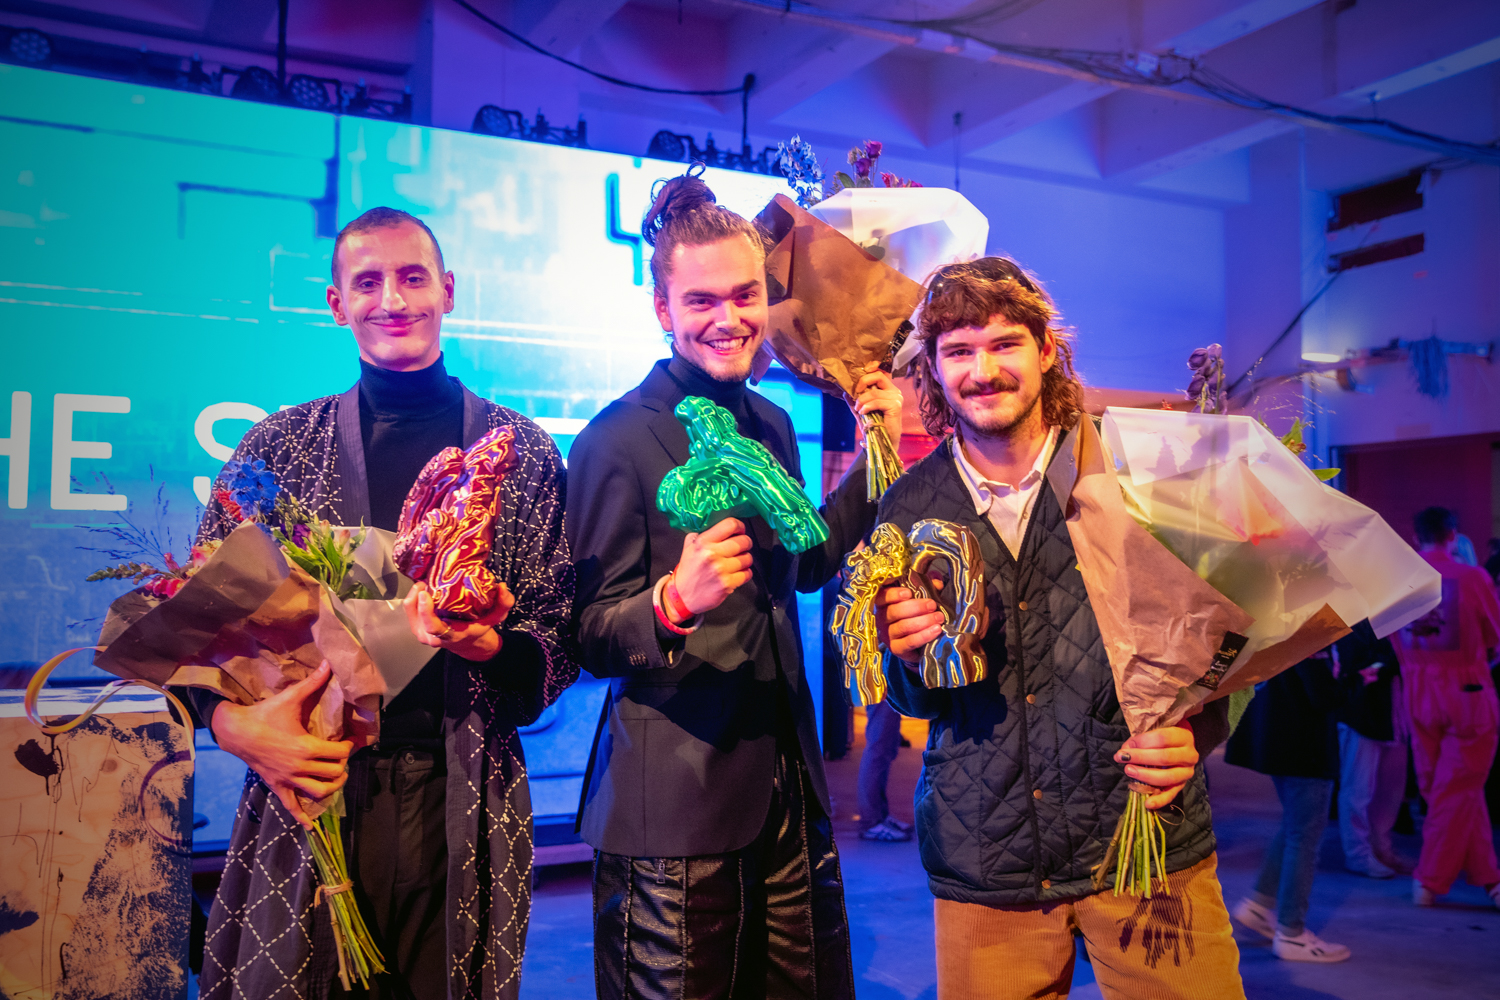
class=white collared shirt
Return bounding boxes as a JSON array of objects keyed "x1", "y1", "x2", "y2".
[{"x1": 952, "y1": 424, "x2": 1059, "y2": 558}]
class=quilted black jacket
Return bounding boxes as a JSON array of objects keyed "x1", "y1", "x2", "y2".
[{"x1": 879, "y1": 426, "x2": 1219, "y2": 906}]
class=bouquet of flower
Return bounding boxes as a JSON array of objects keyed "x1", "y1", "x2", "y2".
[
  {"x1": 1055, "y1": 392, "x2": 1442, "y2": 896},
  {"x1": 38, "y1": 460, "x2": 436, "y2": 989},
  {"x1": 754, "y1": 193, "x2": 924, "y2": 499}
]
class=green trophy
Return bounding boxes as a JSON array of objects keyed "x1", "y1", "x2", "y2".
[{"x1": 656, "y1": 397, "x2": 829, "y2": 555}]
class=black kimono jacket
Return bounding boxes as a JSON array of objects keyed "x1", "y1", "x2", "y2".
[
  {"x1": 189, "y1": 382, "x2": 577, "y2": 1000},
  {"x1": 566, "y1": 358, "x2": 876, "y2": 858}
]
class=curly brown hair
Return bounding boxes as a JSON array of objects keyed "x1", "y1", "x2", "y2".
[{"x1": 910, "y1": 258, "x2": 1084, "y2": 436}]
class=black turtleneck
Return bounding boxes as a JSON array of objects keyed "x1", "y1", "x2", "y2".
[
  {"x1": 358, "y1": 355, "x2": 464, "y2": 532},
  {"x1": 356, "y1": 355, "x2": 463, "y2": 748},
  {"x1": 665, "y1": 350, "x2": 755, "y2": 431}
]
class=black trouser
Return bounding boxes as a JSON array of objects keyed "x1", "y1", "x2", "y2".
[
  {"x1": 592, "y1": 746, "x2": 855, "y2": 1000},
  {"x1": 328, "y1": 745, "x2": 448, "y2": 1000}
]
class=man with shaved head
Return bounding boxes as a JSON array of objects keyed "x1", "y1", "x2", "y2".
[{"x1": 179, "y1": 208, "x2": 578, "y2": 1000}]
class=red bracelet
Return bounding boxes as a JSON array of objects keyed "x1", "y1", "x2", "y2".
[
  {"x1": 653, "y1": 574, "x2": 699, "y2": 636},
  {"x1": 664, "y1": 574, "x2": 695, "y2": 624},
  {"x1": 654, "y1": 601, "x2": 694, "y2": 636}
]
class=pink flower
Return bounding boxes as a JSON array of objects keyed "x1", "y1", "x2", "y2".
[
  {"x1": 864, "y1": 140, "x2": 883, "y2": 160},
  {"x1": 880, "y1": 171, "x2": 896, "y2": 187}
]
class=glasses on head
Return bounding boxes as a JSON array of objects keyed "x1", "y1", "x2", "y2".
[{"x1": 924, "y1": 256, "x2": 1039, "y2": 305}]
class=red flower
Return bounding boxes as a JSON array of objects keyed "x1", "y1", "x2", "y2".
[{"x1": 213, "y1": 486, "x2": 244, "y2": 523}]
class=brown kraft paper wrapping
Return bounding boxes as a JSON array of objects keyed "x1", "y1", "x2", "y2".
[
  {"x1": 755, "y1": 193, "x2": 925, "y2": 395},
  {"x1": 1048, "y1": 416, "x2": 1254, "y2": 734},
  {"x1": 1206, "y1": 603, "x2": 1351, "y2": 701},
  {"x1": 93, "y1": 524, "x2": 388, "y2": 818}
]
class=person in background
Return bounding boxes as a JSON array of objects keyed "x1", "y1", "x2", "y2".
[
  {"x1": 1399, "y1": 507, "x2": 1500, "y2": 909},
  {"x1": 1335, "y1": 620, "x2": 1413, "y2": 878},
  {"x1": 857, "y1": 699, "x2": 913, "y2": 841},
  {"x1": 1453, "y1": 532, "x2": 1480, "y2": 568},
  {"x1": 1227, "y1": 651, "x2": 1351, "y2": 963},
  {"x1": 1483, "y1": 537, "x2": 1500, "y2": 588}
]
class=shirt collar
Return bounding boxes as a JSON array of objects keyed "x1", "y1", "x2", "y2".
[{"x1": 951, "y1": 423, "x2": 1058, "y2": 515}]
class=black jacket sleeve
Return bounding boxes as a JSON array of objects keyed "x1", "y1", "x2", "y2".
[
  {"x1": 567, "y1": 414, "x2": 681, "y2": 678},
  {"x1": 797, "y1": 443, "x2": 877, "y2": 594},
  {"x1": 880, "y1": 652, "x2": 951, "y2": 719}
]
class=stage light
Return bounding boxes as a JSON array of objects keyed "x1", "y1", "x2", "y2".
[
  {"x1": 287, "y1": 74, "x2": 334, "y2": 110},
  {"x1": 229, "y1": 65, "x2": 281, "y2": 103},
  {"x1": 8, "y1": 28, "x2": 51, "y2": 64},
  {"x1": 1302, "y1": 352, "x2": 1341, "y2": 363},
  {"x1": 473, "y1": 105, "x2": 524, "y2": 138}
]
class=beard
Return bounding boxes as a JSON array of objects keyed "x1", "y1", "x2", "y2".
[
  {"x1": 949, "y1": 372, "x2": 1043, "y2": 440},
  {"x1": 678, "y1": 324, "x2": 760, "y2": 383}
]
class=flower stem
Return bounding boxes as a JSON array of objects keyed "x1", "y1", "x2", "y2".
[{"x1": 862, "y1": 412, "x2": 904, "y2": 500}]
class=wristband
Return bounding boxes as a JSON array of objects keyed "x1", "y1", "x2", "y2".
[
  {"x1": 653, "y1": 574, "x2": 702, "y2": 636},
  {"x1": 664, "y1": 573, "x2": 695, "y2": 624}
]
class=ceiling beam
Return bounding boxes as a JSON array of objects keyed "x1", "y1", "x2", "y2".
[
  {"x1": 1099, "y1": 0, "x2": 1500, "y2": 182},
  {"x1": 522, "y1": 0, "x2": 631, "y2": 55},
  {"x1": 945, "y1": 0, "x2": 1326, "y2": 157},
  {"x1": 203, "y1": 0, "x2": 277, "y2": 47}
]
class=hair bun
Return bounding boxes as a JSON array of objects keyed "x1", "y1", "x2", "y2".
[{"x1": 642, "y1": 163, "x2": 716, "y2": 247}]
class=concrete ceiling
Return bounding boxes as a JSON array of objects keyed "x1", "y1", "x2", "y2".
[{"x1": 5, "y1": 0, "x2": 1497, "y2": 201}]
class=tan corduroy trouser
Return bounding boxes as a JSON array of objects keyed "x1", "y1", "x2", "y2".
[{"x1": 934, "y1": 854, "x2": 1246, "y2": 1000}]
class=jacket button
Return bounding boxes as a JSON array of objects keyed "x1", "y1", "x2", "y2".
[
  {"x1": 1017, "y1": 601, "x2": 1028, "y2": 611},
  {"x1": 1026, "y1": 694, "x2": 1036, "y2": 705},
  {"x1": 1033, "y1": 788, "x2": 1043, "y2": 799},
  {"x1": 1041, "y1": 879, "x2": 1052, "y2": 890}
]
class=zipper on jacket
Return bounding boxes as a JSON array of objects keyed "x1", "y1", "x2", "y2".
[{"x1": 655, "y1": 858, "x2": 667, "y2": 885}]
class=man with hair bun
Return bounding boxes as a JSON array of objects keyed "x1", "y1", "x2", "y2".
[
  {"x1": 876, "y1": 259, "x2": 1247, "y2": 998},
  {"x1": 567, "y1": 169, "x2": 902, "y2": 997},
  {"x1": 184, "y1": 207, "x2": 578, "y2": 1000}
]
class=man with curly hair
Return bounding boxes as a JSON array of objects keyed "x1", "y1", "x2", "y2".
[{"x1": 875, "y1": 258, "x2": 1246, "y2": 998}]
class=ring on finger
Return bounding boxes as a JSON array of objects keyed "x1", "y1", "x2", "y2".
[{"x1": 434, "y1": 623, "x2": 455, "y2": 640}]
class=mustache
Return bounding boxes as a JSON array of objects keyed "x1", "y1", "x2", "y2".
[
  {"x1": 959, "y1": 373, "x2": 1021, "y2": 398},
  {"x1": 704, "y1": 325, "x2": 751, "y2": 340}
]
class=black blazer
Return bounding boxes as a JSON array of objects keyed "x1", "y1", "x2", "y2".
[
  {"x1": 1334, "y1": 619, "x2": 1401, "y2": 742},
  {"x1": 566, "y1": 360, "x2": 875, "y2": 857},
  {"x1": 1225, "y1": 655, "x2": 1344, "y2": 780}
]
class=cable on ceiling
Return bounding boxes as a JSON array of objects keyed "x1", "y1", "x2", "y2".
[{"x1": 450, "y1": 0, "x2": 751, "y2": 97}]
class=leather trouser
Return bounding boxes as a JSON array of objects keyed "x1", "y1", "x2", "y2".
[{"x1": 592, "y1": 745, "x2": 855, "y2": 1000}]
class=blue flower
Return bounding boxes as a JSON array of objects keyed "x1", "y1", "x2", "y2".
[
  {"x1": 221, "y1": 457, "x2": 281, "y2": 519},
  {"x1": 777, "y1": 135, "x2": 826, "y2": 209}
]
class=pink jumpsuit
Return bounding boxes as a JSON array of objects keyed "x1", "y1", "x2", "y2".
[{"x1": 1397, "y1": 551, "x2": 1500, "y2": 895}]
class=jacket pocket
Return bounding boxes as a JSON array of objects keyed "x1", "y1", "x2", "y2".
[{"x1": 915, "y1": 740, "x2": 986, "y2": 885}]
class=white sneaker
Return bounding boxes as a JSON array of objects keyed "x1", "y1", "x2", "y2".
[
  {"x1": 1231, "y1": 897, "x2": 1275, "y2": 939},
  {"x1": 1272, "y1": 928, "x2": 1351, "y2": 963},
  {"x1": 1413, "y1": 881, "x2": 1437, "y2": 906},
  {"x1": 1346, "y1": 857, "x2": 1395, "y2": 879}
]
